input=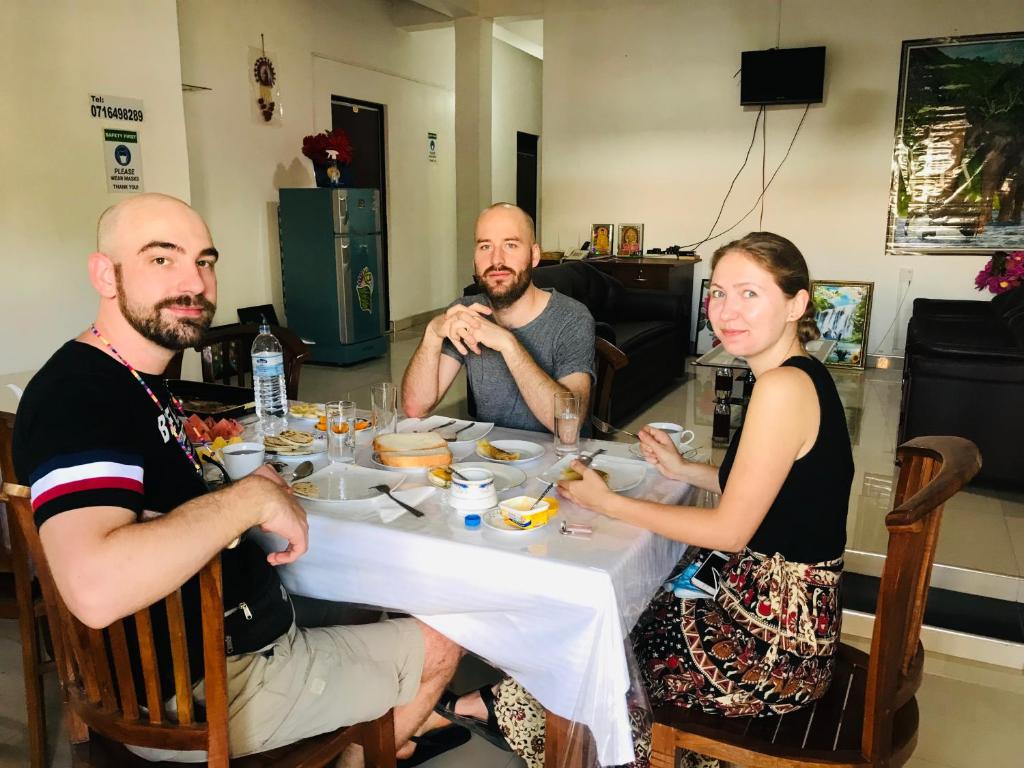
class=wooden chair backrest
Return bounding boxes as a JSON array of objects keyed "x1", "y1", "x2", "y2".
[
  {"x1": 0, "y1": 412, "x2": 14, "y2": 575},
  {"x1": 593, "y1": 337, "x2": 629, "y2": 424},
  {"x1": 166, "y1": 323, "x2": 309, "y2": 400},
  {"x1": 0, "y1": 411, "x2": 232, "y2": 764},
  {"x1": 861, "y1": 436, "x2": 980, "y2": 762}
]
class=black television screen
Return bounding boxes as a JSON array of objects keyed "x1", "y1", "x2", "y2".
[{"x1": 740, "y1": 46, "x2": 826, "y2": 105}]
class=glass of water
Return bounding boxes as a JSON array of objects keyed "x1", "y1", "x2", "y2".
[
  {"x1": 327, "y1": 400, "x2": 357, "y2": 463},
  {"x1": 370, "y1": 382, "x2": 398, "y2": 436},
  {"x1": 553, "y1": 391, "x2": 581, "y2": 456}
]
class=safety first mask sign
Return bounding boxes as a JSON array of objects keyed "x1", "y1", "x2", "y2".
[{"x1": 103, "y1": 128, "x2": 145, "y2": 193}]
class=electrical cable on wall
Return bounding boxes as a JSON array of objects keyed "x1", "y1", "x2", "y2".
[
  {"x1": 870, "y1": 276, "x2": 914, "y2": 355},
  {"x1": 684, "y1": 105, "x2": 764, "y2": 250},
  {"x1": 760, "y1": 108, "x2": 767, "y2": 228},
  {"x1": 687, "y1": 103, "x2": 810, "y2": 249}
]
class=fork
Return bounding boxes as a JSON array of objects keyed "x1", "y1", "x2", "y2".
[
  {"x1": 590, "y1": 415, "x2": 639, "y2": 440},
  {"x1": 370, "y1": 485, "x2": 425, "y2": 517},
  {"x1": 416, "y1": 419, "x2": 456, "y2": 433}
]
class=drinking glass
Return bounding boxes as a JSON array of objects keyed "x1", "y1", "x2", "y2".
[
  {"x1": 370, "y1": 382, "x2": 398, "y2": 436},
  {"x1": 327, "y1": 400, "x2": 357, "y2": 463},
  {"x1": 553, "y1": 392, "x2": 581, "y2": 456}
]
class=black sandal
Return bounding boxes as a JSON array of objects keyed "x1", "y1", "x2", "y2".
[
  {"x1": 433, "y1": 686, "x2": 512, "y2": 752},
  {"x1": 397, "y1": 724, "x2": 471, "y2": 767}
]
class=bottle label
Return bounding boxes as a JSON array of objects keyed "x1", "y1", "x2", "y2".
[{"x1": 253, "y1": 352, "x2": 284, "y2": 378}]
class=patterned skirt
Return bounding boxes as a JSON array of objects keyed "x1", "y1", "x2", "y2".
[{"x1": 494, "y1": 548, "x2": 843, "y2": 767}]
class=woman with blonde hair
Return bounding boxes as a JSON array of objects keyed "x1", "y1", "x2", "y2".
[{"x1": 441, "y1": 232, "x2": 854, "y2": 768}]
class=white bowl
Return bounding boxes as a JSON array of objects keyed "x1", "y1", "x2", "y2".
[{"x1": 222, "y1": 441, "x2": 266, "y2": 480}]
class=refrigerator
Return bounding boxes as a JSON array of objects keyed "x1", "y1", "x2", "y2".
[{"x1": 278, "y1": 188, "x2": 388, "y2": 364}]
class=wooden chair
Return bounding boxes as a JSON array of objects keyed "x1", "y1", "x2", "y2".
[
  {"x1": 650, "y1": 435, "x2": 981, "y2": 768},
  {"x1": 0, "y1": 456, "x2": 396, "y2": 767},
  {"x1": 0, "y1": 411, "x2": 51, "y2": 768},
  {"x1": 165, "y1": 323, "x2": 309, "y2": 400},
  {"x1": 592, "y1": 337, "x2": 629, "y2": 433}
]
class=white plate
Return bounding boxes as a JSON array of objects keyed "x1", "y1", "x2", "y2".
[
  {"x1": 397, "y1": 417, "x2": 494, "y2": 444},
  {"x1": 291, "y1": 463, "x2": 404, "y2": 502},
  {"x1": 450, "y1": 462, "x2": 527, "y2": 492},
  {"x1": 475, "y1": 439, "x2": 545, "y2": 464},
  {"x1": 482, "y1": 508, "x2": 546, "y2": 534},
  {"x1": 628, "y1": 441, "x2": 698, "y2": 459},
  {"x1": 539, "y1": 455, "x2": 647, "y2": 493}
]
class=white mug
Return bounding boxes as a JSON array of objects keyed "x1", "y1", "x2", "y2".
[
  {"x1": 646, "y1": 422, "x2": 695, "y2": 450},
  {"x1": 222, "y1": 442, "x2": 266, "y2": 480}
]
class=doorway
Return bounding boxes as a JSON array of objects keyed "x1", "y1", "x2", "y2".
[
  {"x1": 516, "y1": 131, "x2": 539, "y2": 229},
  {"x1": 331, "y1": 96, "x2": 390, "y2": 326}
]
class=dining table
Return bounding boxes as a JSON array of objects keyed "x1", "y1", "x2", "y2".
[{"x1": 249, "y1": 414, "x2": 703, "y2": 767}]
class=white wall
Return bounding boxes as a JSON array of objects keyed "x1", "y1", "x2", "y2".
[
  {"x1": 492, "y1": 39, "x2": 543, "y2": 212},
  {"x1": 0, "y1": 0, "x2": 190, "y2": 410},
  {"x1": 177, "y1": 0, "x2": 456, "y2": 328},
  {"x1": 540, "y1": 0, "x2": 1024, "y2": 354}
]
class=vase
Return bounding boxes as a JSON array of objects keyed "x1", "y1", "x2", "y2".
[{"x1": 313, "y1": 161, "x2": 349, "y2": 188}]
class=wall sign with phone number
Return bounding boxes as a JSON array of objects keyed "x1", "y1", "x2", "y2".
[{"x1": 89, "y1": 94, "x2": 144, "y2": 123}]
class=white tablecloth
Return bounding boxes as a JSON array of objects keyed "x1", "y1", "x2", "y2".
[{"x1": 254, "y1": 426, "x2": 694, "y2": 766}]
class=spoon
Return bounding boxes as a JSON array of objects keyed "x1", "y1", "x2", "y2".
[
  {"x1": 288, "y1": 461, "x2": 315, "y2": 484},
  {"x1": 590, "y1": 415, "x2": 639, "y2": 440},
  {"x1": 443, "y1": 422, "x2": 478, "y2": 442},
  {"x1": 370, "y1": 485, "x2": 425, "y2": 517}
]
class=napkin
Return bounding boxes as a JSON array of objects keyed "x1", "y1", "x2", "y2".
[{"x1": 377, "y1": 486, "x2": 437, "y2": 523}]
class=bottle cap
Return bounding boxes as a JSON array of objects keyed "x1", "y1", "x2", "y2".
[{"x1": 464, "y1": 514, "x2": 481, "y2": 529}]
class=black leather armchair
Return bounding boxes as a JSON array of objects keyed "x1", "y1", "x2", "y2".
[
  {"x1": 898, "y1": 287, "x2": 1024, "y2": 487},
  {"x1": 465, "y1": 261, "x2": 690, "y2": 423}
]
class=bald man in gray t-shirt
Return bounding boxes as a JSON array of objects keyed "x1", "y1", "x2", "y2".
[{"x1": 401, "y1": 204, "x2": 595, "y2": 433}]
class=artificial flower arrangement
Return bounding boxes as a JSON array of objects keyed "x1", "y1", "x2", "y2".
[
  {"x1": 974, "y1": 250, "x2": 1024, "y2": 295},
  {"x1": 301, "y1": 128, "x2": 353, "y2": 166}
]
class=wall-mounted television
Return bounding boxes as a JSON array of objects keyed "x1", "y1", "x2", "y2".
[{"x1": 740, "y1": 46, "x2": 826, "y2": 105}]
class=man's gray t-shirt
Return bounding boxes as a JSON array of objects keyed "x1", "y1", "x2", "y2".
[{"x1": 441, "y1": 289, "x2": 596, "y2": 432}]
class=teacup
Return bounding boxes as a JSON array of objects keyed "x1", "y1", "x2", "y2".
[
  {"x1": 646, "y1": 422, "x2": 695, "y2": 450},
  {"x1": 222, "y1": 441, "x2": 266, "y2": 480}
]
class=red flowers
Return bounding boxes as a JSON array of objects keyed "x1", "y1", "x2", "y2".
[
  {"x1": 301, "y1": 128, "x2": 354, "y2": 166},
  {"x1": 975, "y1": 250, "x2": 1024, "y2": 295}
]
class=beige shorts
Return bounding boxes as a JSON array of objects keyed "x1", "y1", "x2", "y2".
[{"x1": 129, "y1": 617, "x2": 425, "y2": 761}]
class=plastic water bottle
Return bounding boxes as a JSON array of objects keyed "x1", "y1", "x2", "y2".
[{"x1": 251, "y1": 321, "x2": 287, "y2": 435}]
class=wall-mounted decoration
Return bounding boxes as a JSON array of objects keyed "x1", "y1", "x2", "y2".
[
  {"x1": 617, "y1": 223, "x2": 643, "y2": 256},
  {"x1": 694, "y1": 278, "x2": 719, "y2": 354},
  {"x1": 811, "y1": 281, "x2": 874, "y2": 369},
  {"x1": 301, "y1": 128, "x2": 354, "y2": 188},
  {"x1": 590, "y1": 224, "x2": 613, "y2": 256},
  {"x1": 886, "y1": 31, "x2": 1024, "y2": 254},
  {"x1": 251, "y1": 34, "x2": 281, "y2": 124}
]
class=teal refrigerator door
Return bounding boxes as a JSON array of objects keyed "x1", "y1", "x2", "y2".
[
  {"x1": 330, "y1": 188, "x2": 380, "y2": 236},
  {"x1": 336, "y1": 233, "x2": 385, "y2": 344}
]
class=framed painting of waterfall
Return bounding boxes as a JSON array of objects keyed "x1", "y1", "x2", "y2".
[
  {"x1": 811, "y1": 281, "x2": 873, "y2": 369},
  {"x1": 885, "y1": 31, "x2": 1024, "y2": 255}
]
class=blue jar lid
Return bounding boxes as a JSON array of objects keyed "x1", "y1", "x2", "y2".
[{"x1": 464, "y1": 514, "x2": 481, "y2": 529}]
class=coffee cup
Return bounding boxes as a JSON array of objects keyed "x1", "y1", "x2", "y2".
[
  {"x1": 646, "y1": 422, "x2": 695, "y2": 450},
  {"x1": 222, "y1": 442, "x2": 266, "y2": 480}
]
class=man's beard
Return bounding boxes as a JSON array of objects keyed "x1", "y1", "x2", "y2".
[
  {"x1": 480, "y1": 261, "x2": 533, "y2": 310},
  {"x1": 114, "y1": 266, "x2": 216, "y2": 350}
]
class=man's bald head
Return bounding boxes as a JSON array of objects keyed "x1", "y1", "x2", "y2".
[
  {"x1": 96, "y1": 193, "x2": 207, "y2": 258},
  {"x1": 477, "y1": 203, "x2": 536, "y2": 244}
]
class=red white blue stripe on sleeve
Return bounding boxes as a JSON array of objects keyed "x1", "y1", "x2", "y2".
[{"x1": 29, "y1": 450, "x2": 144, "y2": 525}]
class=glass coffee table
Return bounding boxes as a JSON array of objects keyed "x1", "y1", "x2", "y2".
[{"x1": 691, "y1": 339, "x2": 837, "y2": 442}]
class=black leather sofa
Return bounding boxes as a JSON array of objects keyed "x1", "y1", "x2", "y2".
[
  {"x1": 898, "y1": 286, "x2": 1024, "y2": 487},
  {"x1": 464, "y1": 261, "x2": 690, "y2": 423}
]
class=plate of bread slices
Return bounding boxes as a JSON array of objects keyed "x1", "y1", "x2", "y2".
[
  {"x1": 539, "y1": 454, "x2": 646, "y2": 493},
  {"x1": 372, "y1": 432, "x2": 454, "y2": 472},
  {"x1": 475, "y1": 438, "x2": 545, "y2": 464},
  {"x1": 263, "y1": 430, "x2": 326, "y2": 456}
]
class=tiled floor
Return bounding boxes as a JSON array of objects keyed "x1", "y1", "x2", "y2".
[{"x1": 3, "y1": 327, "x2": 1023, "y2": 767}]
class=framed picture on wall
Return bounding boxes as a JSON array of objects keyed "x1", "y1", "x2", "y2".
[
  {"x1": 885, "y1": 31, "x2": 1024, "y2": 254},
  {"x1": 694, "y1": 278, "x2": 719, "y2": 355},
  {"x1": 617, "y1": 223, "x2": 643, "y2": 256},
  {"x1": 811, "y1": 280, "x2": 874, "y2": 369},
  {"x1": 590, "y1": 224, "x2": 614, "y2": 256}
]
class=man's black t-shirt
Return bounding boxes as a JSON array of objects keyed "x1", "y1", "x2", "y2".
[{"x1": 13, "y1": 341, "x2": 293, "y2": 695}]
